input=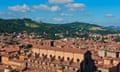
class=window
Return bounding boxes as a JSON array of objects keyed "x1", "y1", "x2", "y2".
[
  {"x1": 45, "y1": 62, "x2": 47, "y2": 65},
  {"x1": 51, "y1": 41, "x2": 54, "y2": 47},
  {"x1": 41, "y1": 42, "x2": 43, "y2": 45},
  {"x1": 116, "y1": 52, "x2": 119, "y2": 58},
  {"x1": 45, "y1": 54, "x2": 47, "y2": 57},
  {"x1": 77, "y1": 59, "x2": 80, "y2": 62},
  {"x1": 104, "y1": 51, "x2": 107, "y2": 57},
  {"x1": 77, "y1": 58, "x2": 80, "y2": 62},
  {"x1": 0, "y1": 56, "x2": 1, "y2": 62},
  {"x1": 50, "y1": 55, "x2": 52, "y2": 58},
  {"x1": 61, "y1": 57, "x2": 64, "y2": 60},
  {"x1": 58, "y1": 56, "x2": 61, "y2": 59},
  {"x1": 73, "y1": 68, "x2": 75, "y2": 71},
  {"x1": 67, "y1": 57, "x2": 70, "y2": 61},
  {"x1": 54, "y1": 64, "x2": 56, "y2": 67},
  {"x1": 42, "y1": 54, "x2": 44, "y2": 56}
]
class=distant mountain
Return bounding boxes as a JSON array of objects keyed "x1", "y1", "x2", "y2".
[
  {"x1": 107, "y1": 26, "x2": 120, "y2": 30},
  {"x1": 0, "y1": 18, "x2": 119, "y2": 39}
]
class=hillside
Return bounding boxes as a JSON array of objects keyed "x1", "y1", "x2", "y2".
[
  {"x1": 0, "y1": 18, "x2": 119, "y2": 39},
  {"x1": 107, "y1": 26, "x2": 120, "y2": 30}
]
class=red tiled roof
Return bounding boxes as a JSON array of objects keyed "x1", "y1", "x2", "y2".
[
  {"x1": 5, "y1": 48, "x2": 19, "y2": 53},
  {"x1": 0, "y1": 65, "x2": 7, "y2": 70},
  {"x1": 33, "y1": 45, "x2": 87, "y2": 54}
]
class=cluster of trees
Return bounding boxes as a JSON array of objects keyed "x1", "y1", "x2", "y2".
[
  {"x1": 0, "y1": 18, "x2": 119, "y2": 40},
  {"x1": 114, "y1": 37, "x2": 120, "y2": 42}
]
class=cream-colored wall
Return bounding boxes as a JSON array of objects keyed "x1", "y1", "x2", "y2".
[
  {"x1": 73, "y1": 53, "x2": 84, "y2": 63},
  {"x1": 40, "y1": 49, "x2": 48, "y2": 57},
  {"x1": 98, "y1": 50, "x2": 105, "y2": 57},
  {"x1": 104, "y1": 59, "x2": 111, "y2": 65},
  {"x1": 32, "y1": 48, "x2": 39, "y2": 54},
  {"x1": 8, "y1": 61, "x2": 22, "y2": 66},
  {"x1": 64, "y1": 52, "x2": 73, "y2": 61},
  {"x1": 107, "y1": 51, "x2": 116, "y2": 58},
  {"x1": 55, "y1": 51, "x2": 64, "y2": 60},
  {"x1": 113, "y1": 60, "x2": 119, "y2": 66},
  {"x1": 2, "y1": 56, "x2": 9, "y2": 64},
  {"x1": 32, "y1": 48, "x2": 84, "y2": 63},
  {"x1": 47, "y1": 50, "x2": 55, "y2": 58},
  {"x1": 98, "y1": 68, "x2": 109, "y2": 72}
]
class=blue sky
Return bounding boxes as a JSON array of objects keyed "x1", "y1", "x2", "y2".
[{"x1": 0, "y1": 0, "x2": 120, "y2": 26}]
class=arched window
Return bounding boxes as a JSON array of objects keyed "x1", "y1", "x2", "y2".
[
  {"x1": 45, "y1": 62, "x2": 47, "y2": 65},
  {"x1": 67, "y1": 57, "x2": 70, "y2": 61},
  {"x1": 54, "y1": 64, "x2": 56, "y2": 67},
  {"x1": 77, "y1": 58, "x2": 80, "y2": 62},
  {"x1": 58, "y1": 56, "x2": 61, "y2": 59},
  {"x1": 41, "y1": 42, "x2": 43, "y2": 45},
  {"x1": 42, "y1": 53, "x2": 44, "y2": 56},
  {"x1": 50, "y1": 55, "x2": 52, "y2": 58},
  {"x1": 61, "y1": 57, "x2": 64, "y2": 60},
  {"x1": 73, "y1": 68, "x2": 75, "y2": 71}
]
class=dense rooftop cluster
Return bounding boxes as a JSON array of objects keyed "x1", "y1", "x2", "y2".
[{"x1": 0, "y1": 32, "x2": 120, "y2": 72}]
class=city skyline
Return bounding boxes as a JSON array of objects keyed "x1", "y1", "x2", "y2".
[{"x1": 0, "y1": 0, "x2": 120, "y2": 26}]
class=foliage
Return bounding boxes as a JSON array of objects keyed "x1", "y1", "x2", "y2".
[
  {"x1": 12, "y1": 69, "x2": 19, "y2": 72},
  {"x1": 19, "y1": 44, "x2": 33, "y2": 49},
  {"x1": 114, "y1": 37, "x2": 120, "y2": 42},
  {"x1": 0, "y1": 18, "x2": 119, "y2": 39}
]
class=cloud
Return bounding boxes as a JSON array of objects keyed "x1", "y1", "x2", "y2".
[
  {"x1": 105, "y1": 14, "x2": 114, "y2": 17},
  {"x1": 32, "y1": 4, "x2": 60, "y2": 12},
  {"x1": 60, "y1": 13, "x2": 72, "y2": 16},
  {"x1": 50, "y1": 6, "x2": 60, "y2": 12},
  {"x1": 49, "y1": 0, "x2": 73, "y2": 4},
  {"x1": 65, "y1": 3, "x2": 86, "y2": 11},
  {"x1": 32, "y1": 4, "x2": 49, "y2": 11},
  {"x1": 52, "y1": 18, "x2": 64, "y2": 22},
  {"x1": 8, "y1": 4, "x2": 30, "y2": 12}
]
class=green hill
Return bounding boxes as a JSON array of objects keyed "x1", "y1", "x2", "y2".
[{"x1": 0, "y1": 18, "x2": 119, "y2": 39}]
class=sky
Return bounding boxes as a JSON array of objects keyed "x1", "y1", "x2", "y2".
[{"x1": 0, "y1": 0, "x2": 120, "y2": 26}]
